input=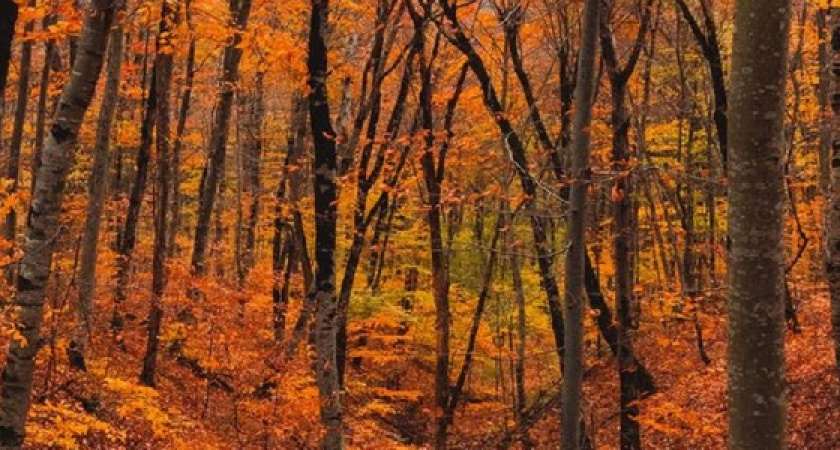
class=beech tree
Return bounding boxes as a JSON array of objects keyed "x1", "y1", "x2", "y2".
[{"x1": 727, "y1": 0, "x2": 791, "y2": 448}]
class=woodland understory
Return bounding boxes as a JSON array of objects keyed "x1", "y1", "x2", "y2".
[{"x1": 0, "y1": 0, "x2": 838, "y2": 448}]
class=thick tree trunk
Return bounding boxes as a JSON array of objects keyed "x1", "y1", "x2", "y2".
[
  {"x1": 191, "y1": 0, "x2": 252, "y2": 277},
  {"x1": 0, "y1": 1, "x2": 114, "y2": 445},
  {"x1": 140, "y1": 0, "x2": 175, "y2": 387},
  {"x1": 308, "y1": 0, "x2": 343, "y2": 447},
  {"x1": 71, "y1": 20, "x2": 125, "y2": 371},
  {"x1": 728, "y1": 1, "x2": 790, "y2": 448},
  {"x1": 826, "y1": 7, "x2": 840, "y2": 386},
  {"x1": 562, "y1": 0, "x2": 598, "y2": 448}
]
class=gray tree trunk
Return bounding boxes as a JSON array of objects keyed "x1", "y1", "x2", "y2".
[
  {"x1": 0, "y1": 0, "x2": 115, "y2": 445},
  {"x1": 826, "y1": 7, "x2": 840, "y2": 386},
  {"x1": 727, "y1": 0, "x2": 791, "y2": 448},
  {"x1": 561, "y1": 0, "x2": 598, "y2": 448}
]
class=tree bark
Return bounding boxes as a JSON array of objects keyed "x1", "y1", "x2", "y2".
[
  {"x1": 728, "y1": 1, "x2": 790, "y2": 448},
  {"x1": 308, "y1": 0, "x2": 343, "y2": 447},
  {"x1": 0, "y1": 0, "x2": 18, "y2": 97},
  {"x1": 599, "y1": 1, "x2": 652, "y2": 447},
  {"x1": 562, "y1": 0, "x2": 598, "y2": 448},
  {"x1": 826, "y1": 6, "x2": 840, "y2": 388},
  {"x1": 438, "y1": 0, "x2": 566, "y2": 373},
  {"x1": 4, "y1": 0, "x2": 35, "y2": 255},
  {"x1": 168, "y1": 0, "x2": 196, "y2": 257},
  {"x1": 112, "y1": 60, "x2": 158, "y2": 332},
  {"x1": 140, "y1": 0, "x2": 175, "y2": 387},
  {"x1": 0, "y1": 1, "x2": 115, "y2": 445},
  {"x1": 71, "y1": 18, "x2": 125, "y2": 371},
  {"x1": 190, "y1": 0, "x2": 253, "y2": 277}
]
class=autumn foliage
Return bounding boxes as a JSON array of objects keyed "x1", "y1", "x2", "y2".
[{"x1": 0, "y1": 0, "x2": 836, "y2": 448}]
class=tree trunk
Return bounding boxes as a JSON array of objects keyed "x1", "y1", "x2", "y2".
[
  {"x1": 191, "y1": 0, "x2": 253, "y2": 277},
  {"x1": 728, "y1": 1, "x2": 790, "y2": 448},
  {"x1": 826, "y1": 7, "x2": 840, "y2": 387},
  {"x1": 562, "y1": 0, "x2": 598, "y2": 448},
  {"x1": 71, "y1": 19, "x2": 125, "y2": 371},
  {"x1": 0, "y1": 0, "x2": 17, "y2": 96},
  {"x1": 0, "y1": 1, "x2": 114, "y2": 445},
  {"x1": 112, "y1": 60, "x2": 158, "y2": 332},
  {"x1": 4, "y1": 0, "x2": 35, "y2": 256},
  {"x1": 238, "y1": 71, "x2": 264, "y2": 286},
  {"x1": 674, "y1": 0, "x2": 728, "y2": 166},
  {"x1": 30, "y1": 13, "x2": 59, "y2": 193},
  {"x1": 438, "y1": 0, "x2": 565, "y2": 373},
  {"x1": 168, "y1": 2, "x2": 196, "y2": 258},
  {"x1": 273, "y1": 93, "x2": 307, "y2": 342},
  {"x1": 308, "y1": 0, "x2": 343, "y2": 447},
  {"x1": 140, "y1": 0, "x2": 175, "y2": 387}
]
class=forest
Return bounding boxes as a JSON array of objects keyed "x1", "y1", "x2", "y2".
[{"x1": 0, "y1": 0, "x2": 831, "y2": 448}]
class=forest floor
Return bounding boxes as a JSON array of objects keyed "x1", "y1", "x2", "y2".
[
  {"x1": 8, "y1": 284, "x2": 840, "y2": 448},
  {"x1": 581, "y1": 285, "x2": 840, "y2": 449}
]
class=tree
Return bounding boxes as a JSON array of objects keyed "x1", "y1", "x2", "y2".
[
  {"x1": 727, "y1": 0, "x2": 791, "y2": 448},
  {"x1": 0, "y1": 0, "x2": 116, "y2": 445},
  {"x1": 599, "y1": 1, "x2": 653, "y2": 447},
  {"x1": 71, "y1": 1, "x2": 126, "y2": 371},
  {"x1": 562, "y1": 0, "x2": 598, "y2": 447},
  {"x1": 139, "y1": 0, "x2": 176, "y2": 388},
  {"x1": 0, "y1": 0, "x2": 17, "y2": 97},
  {"x1": 309, "y1": 0, "x2": 343, "y2": 447},
  {"x1": 190, "y1": 0, "x2": 253, "y2": 277}
]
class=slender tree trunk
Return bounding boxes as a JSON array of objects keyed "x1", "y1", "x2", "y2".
[
  {"x1": 191, "y1": 0, "x2": 253, "y2": 277},
  {"x1": 819, "y1": 9, "x2": 832, "y2": 194},
  {"x1": 168, "y1": 1, "x2": 195, "y2": 257},
  {"x1": 112, "y1": 61, "x2": 158, "y2": 332},
  {"x1": 674, "y1": 0, "x2": 728, "y2": 166},
  {"x1": 238, "y1": 71, "x2": 264, "y2": 286},
  {"x1": 728, "y1": 1, "x2": 790, "y2": 448},
  {"x1": 273, "y1": 93, "x2": 307, "y2": 342},
  {"x1": 70, "y1": 18, "x2": 125, "y2": 371},
  {"x1": 31, "y1": 13, "x2": 58, "y2": 193},
  {"x1": 5, "y1": 0, "x2": 35, "y2": 255},
  {"x1": 0, "y1": 1, "x2": 115, "y2": 445},
  {"x1": 0, "y1": 0, "x2": 17, "y2": 98},
  {"x1": 438, "y1": 0, "x2": 566, "y2": 373},
  {"x1": 140, "y1": 0, "x2": 175, "y2": 387},
  {"x1": 510, "y1": 229, "x2": 533, "y2": 450},
  {"x1": 562, "y1": 0, "x2": 598, "y2": 447},
  {"x1": 309, "y1": 0, "x2": 343, "y2": 447}
]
